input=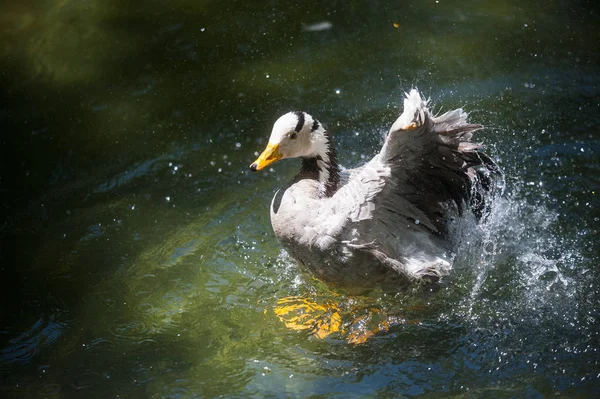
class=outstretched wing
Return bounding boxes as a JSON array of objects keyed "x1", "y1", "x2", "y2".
[
  {"x1": 334, "y1": 90, "x2": 502, "y2": 238},
  {"x1": 378, "y1": 89, "x2": 503, "y2": 235}
]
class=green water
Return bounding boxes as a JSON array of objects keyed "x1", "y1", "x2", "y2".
[{"x1": 1, "y1": 0, "x2": 599, "y2": 397}]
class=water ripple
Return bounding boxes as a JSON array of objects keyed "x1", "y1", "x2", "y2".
[
  {"x1": 0, "y1": 314, "x2": 67, "y2": 370},
  {"x1": 108, "y1": 319, "x2": 151, "y2": 341}
]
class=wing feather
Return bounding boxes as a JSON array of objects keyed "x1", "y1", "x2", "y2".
[{"x1": 334, "y1": 90, "x2": 502, "y2": 239}]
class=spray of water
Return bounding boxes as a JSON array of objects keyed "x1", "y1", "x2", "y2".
[{"x1": 452, "y1": 182, "x2": 583, "y2": 319}]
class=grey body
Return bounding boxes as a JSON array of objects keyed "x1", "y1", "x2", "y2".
[{"x1": 270, "y1": 160, "x2": 452, "y2": 289}]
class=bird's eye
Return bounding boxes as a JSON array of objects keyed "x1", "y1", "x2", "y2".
[{"x1": 290, "y1": 132, "x2": 298, "y2": 140}]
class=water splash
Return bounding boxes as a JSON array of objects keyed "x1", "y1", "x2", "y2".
[{"x1": 452, "y1": 184, "x2": 583, "y2": 320}]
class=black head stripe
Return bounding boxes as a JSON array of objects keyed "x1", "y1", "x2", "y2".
[
  {"x1": 293, "y1": 111, "x2": 305, "y2": 132},
  {"x1": 311, "y1": 119, "x2": 320, "y2": 132}
]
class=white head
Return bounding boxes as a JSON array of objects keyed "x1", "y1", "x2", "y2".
[{"x1": 250, "y1": 111, "x2": 328, "y2": 171}]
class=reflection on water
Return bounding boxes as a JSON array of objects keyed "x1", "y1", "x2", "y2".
[{"x1": 1, "y1": 0, "x2": 599, "y2": 397}]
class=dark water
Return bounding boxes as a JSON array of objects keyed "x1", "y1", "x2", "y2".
[{"x1": 1, "y1": 0, "x2": 599, "y2": 397}]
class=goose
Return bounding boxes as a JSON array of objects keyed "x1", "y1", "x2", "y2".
[{"x1": 250, "y1": 89, "x2": 502, "y2": 291}]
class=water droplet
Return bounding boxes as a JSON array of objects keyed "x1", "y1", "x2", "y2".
[
  {"x1": 335, "y1": 89, "x2": 341, "y2": 94},
  {"x1": 166, "y1": 196, "x2": 171, "y2": 202}
]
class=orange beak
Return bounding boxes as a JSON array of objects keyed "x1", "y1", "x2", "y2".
[{"x1": 249, "y1": 143, "x2": 282, "y2": 171}]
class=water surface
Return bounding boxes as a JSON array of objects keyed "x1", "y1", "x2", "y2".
[{"x1": 1, "y1": 0, "x2": 599, "y2": 397}]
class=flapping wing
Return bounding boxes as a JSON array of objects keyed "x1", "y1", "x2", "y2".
[
  {"x1": 334, "y1": 90, "x2": 502, "y2": 239},
  {"x1": 377, "y1": 90, "x2": 502, "y2": 235}
]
